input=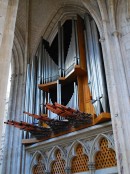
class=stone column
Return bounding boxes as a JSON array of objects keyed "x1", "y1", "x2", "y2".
[
  {"x1": 88, "y1": 162, "x2": 95, "y2": 174},
  {"x1": 0, "y1": 0, "x2": 19, "y2": 146},
  {"x1": 99, "y1": 28, "x2": 130, "y2": 174}
]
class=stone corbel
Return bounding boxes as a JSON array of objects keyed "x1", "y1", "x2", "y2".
[
  {"x1": 99, "y1": 37, "x2": 105, "y2": 43},
  {"x1": 88, "y1": 162, "x2": 95, "y2": 174},
  {"x1": 112, "y1": 30, "x2": 122, "y2": 38}
]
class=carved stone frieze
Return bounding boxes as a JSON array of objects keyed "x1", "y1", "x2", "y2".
[{"x1": 27, "y1": 123, "x2": 113, "y2": 173}]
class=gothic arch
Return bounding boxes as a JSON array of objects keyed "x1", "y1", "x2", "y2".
[
  {"x1": 89, "y1": 133, "x2": 115, "y2": 162},
  {"x1": 47, "y1": 145, "x2": 66, "y2": 170},
  {"x1": 32, "y1": 1, "x2": 104, "y2": 58},
  {"x1": 30, "y1": 150, "x2": 47, "y2": 174},
  {"x1": 82, "y1": 0, "x2": 104, "y2": 37},
  {"x1": 66, "y1": 140, "x2": 89, "y2": 167}
]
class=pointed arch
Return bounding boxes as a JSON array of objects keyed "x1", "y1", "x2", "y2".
[
  {"x1": 66, "y1": 140, "x2": 89, "y2": 169},
  {"x1": 89, "y1": 133, "x2": 115, "y2": 162},
  {"x1": 48, "y1": 146, "x2": 66, "y2": 174},
  {"x1": 70, "y1": 142, "x2": 89, "y2": 173},
  {"x1": 31, "y1": 1, "x2": 104, "y2": 58},
  {"x1": 82, "y1": 0, "x2": 104, "y2": 37},
  {"x1": 48, "y1": 145, "x2": 66, "y2": 169},
  {"x1": 30, "y1": 150, "x2": 47, "y2": 174}
]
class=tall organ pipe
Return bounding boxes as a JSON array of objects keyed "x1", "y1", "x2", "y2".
[
  {"x1": 66, "y1": 82, "x2": 78, "y2": 110},
  {"x1": 35, "y1": 41, "x2": 42, "y2": 115},
  {"x1": 24, "y1": 64, "x2": 31, "y2": 122},
  {"x1": 65, "y1": 19, "x2": 78, "y2": 75},
  {"x1": 84, "y1": 14, "x2": 99, "y2": 115},
  {"x1": 74, "y1": 19, "x2": 79, "y2": 65},
  {"x1": 91, "y1": 20, "x2": 109, "y2": 113},
  {"x1": 58, "y1": 21, "x2": 62, "y2": 77},
  {"x1": 61, "y1": 26, "x2": 64, "y2": 77},
  {"x1": 84, "y1": 14, "x2": 109, "y2": 115}
]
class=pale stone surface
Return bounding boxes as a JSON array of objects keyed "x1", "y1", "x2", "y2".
[
  {"x1": 1, "y1": 0, "x2": 130, "y2": 174},
  {"x1": 0, "y1": 1, "x2": 19, "y2": 173}
]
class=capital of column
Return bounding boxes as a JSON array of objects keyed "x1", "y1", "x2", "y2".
[
  {"x1": 88, "y1": 162, "x2": 95, "y2": 171},
  {"x1": 65, "y1": 167, "x2": 71, "y2": 174}
]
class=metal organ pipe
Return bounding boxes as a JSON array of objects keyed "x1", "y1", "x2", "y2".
[
  {"x1": 36, "y1": 41, "x2": 42, "y2": 115},
  {"x1": 84, "y1": 13, "x2": 109, "y2": 115},
  {"x1": 58, "y1": 21, "x2": 62, "y2": 77},
  {"x1": 66, "y1": 82, "x2": 78, "y2": 110},
  {"x1": 84, "y1": 14, "x2": 99, "y2": 115},
  {"x1": 24, "y1": 64, "x2": 31, "y2": 123},
  {"x1": 74, "y1": 82, "x2": 78, "y2": 110},
  {"x1": 29, "y1": 61, "x2": 34, "y2": 114},
  {"x1": 38, "y1": 40, "x2": 59, "y2": 114},
  {"x1": 91, "y1": 20, "x2": 108, "y2": 113},
  {"x1": 65, "y1": 19, "x2": 78, "y2": 76},
  {"x1": 61, "y1": 25, "x2": 64, "y2": 77},
  {"x1": 57, "y1": 80, "x2": 61, "y2": 120},
  {"x1": 74, "y1": 19, "x2": 79, "y2": 65},
  {"x1": 90, "y1": 20, "x2": 101, "y2": 115},
  {"x1": 42, "y1": 46, "x2": 46, "y2": 114}
]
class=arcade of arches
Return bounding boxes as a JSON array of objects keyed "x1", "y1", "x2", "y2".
[{"x1": 0, "y1": 1, "x2": 130, "y2": 174}]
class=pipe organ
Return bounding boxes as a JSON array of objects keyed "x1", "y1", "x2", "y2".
[
  {"x1": 25, "y1": 13, "x2": 110, "y2": 121},
  {"x1": 4, "y1": 13, "x2": 112, "y2": 145}
]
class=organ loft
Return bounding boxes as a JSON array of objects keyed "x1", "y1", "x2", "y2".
[{"x1": 0, "y1": 1, "x2": 130, "y2": 174}]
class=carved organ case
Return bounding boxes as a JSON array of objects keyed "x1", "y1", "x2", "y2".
[{"x1": 34, "y1": 14, "x2": 109, "y2": 119}]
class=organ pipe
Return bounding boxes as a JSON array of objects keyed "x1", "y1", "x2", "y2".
[
  {"x1": 58, "y1": 21, "x2": 62, "y2": 77},
  {"x1": 91, "y1": 20, "x2": 109, "y2": 112},
  {"x1": 36, "y1": 41, "x2": 42, "y2": 115},
  {"x1": 74, "y1": 19, "x2": 79, "y2": 65},
  {"x1": 84, "y1": 13, "x2": 109, "y2": 115},
  {"x1": 65, "y1": 19, "x2": 78, "y2": 75},
  {"x1": 61, "y1": 24, "x2": 64, "y2": 77}
]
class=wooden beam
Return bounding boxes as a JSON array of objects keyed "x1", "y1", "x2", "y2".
[
  {"x1": 38, "y1": 81, "x2": 57, "y2": 91},
  {"x1": 94, "y1": 112, "x2": 111, "y2": 125}
]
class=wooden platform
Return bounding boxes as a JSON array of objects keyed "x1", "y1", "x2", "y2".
[
  {"x1": 59, "y1": 65, "x2": 87, "y2": 83},
  {"x1": 38, "y1": 65, "x2": 87, "y2": 91},
  {"x1": 38, "y1": 81, "x2": 57, "y2": 92}
]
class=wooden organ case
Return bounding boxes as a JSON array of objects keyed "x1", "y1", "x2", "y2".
[{"x1": 37, "y1": 14, "x2": 110, "y2": 122}]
